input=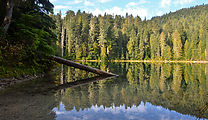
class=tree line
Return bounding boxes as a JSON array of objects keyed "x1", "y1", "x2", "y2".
[{"x1": 54, "y1": 4, "x2": 208, "y2": 61}]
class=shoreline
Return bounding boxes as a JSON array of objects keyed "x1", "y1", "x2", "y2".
[
  {"x1": 0, "y1": 66, "x2": 59, "y2": 91},
  {"x1": 1, "y1": 60, "x2": 207, "y2": 90},
  {"x1": 0, "y1": 74, "x2": 43, "y2": 90},
  {"x1": 75, "y1": 60, "x2": 208, "y2": 63}
]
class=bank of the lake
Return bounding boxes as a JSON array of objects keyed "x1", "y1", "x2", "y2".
[
  {"x1": 0, "y1": 65, "x2": 59, "y2": 90},
  {"x1": 76, "y1": 60, "x2": 208, "y2": 64},
  {"x1": 0, "y1": 74, "x2": 43, "y2": 90},
  {"x1": 1, "y1": 60, "x2": 208, "y2": 90}
]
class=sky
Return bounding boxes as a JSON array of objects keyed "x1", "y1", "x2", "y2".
[{"x1": 50, "y1": 0, "x2": 208, "y2": 20}]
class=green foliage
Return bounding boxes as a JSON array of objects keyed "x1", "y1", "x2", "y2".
[
  {"x1": 160, "y1": 32, "x2": 166, "y2": 59},
  {"x1": 139, "y1": 35, "x2": 144, "y2": 60},
  {"x1": 164, "y1": 45, "x2": 172, "y2": 60},
  {"x1": 0, "y1": 0, "x2": 57, "y2": 77},
  {"x1": 172, "y1": 30, "x2": 182, "y2": 60},
  {"x1": 59, "y1": 4, "x2": 208, "y2": 60},
  {"x1": 184, "y1": 40, "x2": 191, "y2": 60},
  {"x1": 127, "y1": 29, "x2": 137, "y2": 59}
]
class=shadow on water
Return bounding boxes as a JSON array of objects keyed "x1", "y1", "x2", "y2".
[{"x1": 0, "y1": 63, "x2": 208, "y2": 120}]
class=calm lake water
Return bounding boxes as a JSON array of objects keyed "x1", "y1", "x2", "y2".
[{"x1": 0, "y1": 63, "x2": 208, "y2": 120}]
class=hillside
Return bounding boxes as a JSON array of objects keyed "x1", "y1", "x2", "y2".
[{"x1": 54, "y1": 4, "x2": 208, "y2": 61}]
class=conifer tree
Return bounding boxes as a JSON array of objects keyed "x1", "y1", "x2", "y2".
[
  {"x1": 127, "y1": 29, "x2": 137, "y2": 59},
  {"x1": 88, "y1": 17, "x2": 99, "y2": 59},
  {"x1": 160, "y1": 32, "x2": 166, "y2": 59},
  {"x1": 172, "y1": 30, "x2": 182, "y2": 60}
]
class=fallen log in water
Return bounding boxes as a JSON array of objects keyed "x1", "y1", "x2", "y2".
[{"x1": 51, "y1": 56, "x2": 118, "y2": 76}]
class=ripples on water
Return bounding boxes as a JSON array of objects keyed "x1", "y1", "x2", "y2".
[{"x1": 0, "y1": 63, "x2": 208, "y2": 120}]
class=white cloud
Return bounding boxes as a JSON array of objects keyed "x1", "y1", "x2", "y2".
[
  {"x1": 55, "y1": 111, "x2": 65, "y2": 115},
  {"x1": 74, "y1": 0, "x2": 83, "y2": 4},
  {"x1": 88, "y1": 6, "x2": 148, "y2": 20},
  {"x1": 67, "y1": 0, "x2": 83, "y2": 5},
  {"x1": 161, "y1": 0, "x2": 171, "y2": 7},
  {"x1": 138, "y1": 0, "x2": 149, "y2": 4},
  {"x1": 98, "y1": 0, "x2": 112, "y2": 3},
  {"x1": 50, "y1": 0, "x2": 57, "y2": 2},
  {"x1": 173, "y1": 0, "x2": 194, "y2": 5},
  {"x1": 104, "y1": 7, "x2": 123, "y2": 15},
  {"x1": 126, "y1": 0, "x2": 148, "y2": 7},
  {"x1": 92, "y1": 8, "x2": 104, "y2": 16},
  {"x1": 156, "y1": 11, "x2": 163, "y2": 16},
  {"x1": 54, "y1": 5, "x2": 72, "y2": 17},
  {"x1": 84, "y1": 0, "x2": 94, "y2": 6},
  {"x1": 160, "y1": 0, "x2": 194, "y2": 8},
  {"x1": 126, "y1": 2, "x2": 137, "y2": 7}
]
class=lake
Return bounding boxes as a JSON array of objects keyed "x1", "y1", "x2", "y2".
[{"x1": 0, "y1": 63, "x2": 208, "y2": 120}]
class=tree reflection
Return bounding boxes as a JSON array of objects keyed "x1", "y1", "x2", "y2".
[
  {"x1": 1, "y1": 63, "x2": 207, "y2": 120},
  {"x1": 57, "y1": 63, "x2": 208, "y2": 119},
  {"x1": 172, "y1": 64, "x2": 182, "y2": 93}
]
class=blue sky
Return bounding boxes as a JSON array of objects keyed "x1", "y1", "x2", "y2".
[{"x1": 50, "y1": 0, "x2": 208, "y2": 19}]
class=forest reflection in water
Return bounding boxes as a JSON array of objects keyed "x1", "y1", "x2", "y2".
[
  {"x1": 54, "y1": 63, "x2": 208, "y2": 120},
  {"x1": 0, "y1": 63, "x2": 208, "y2": 120}
]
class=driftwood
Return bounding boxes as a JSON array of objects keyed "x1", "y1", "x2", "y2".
[{"x1": 51, "y1": 56, "x2": 118, "y2": 76}]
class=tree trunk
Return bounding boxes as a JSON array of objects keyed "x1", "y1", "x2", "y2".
[
  {"x1": 61, "y1": 26, "x2": 65, "y2": 57},
  {"x1": 206, "y1": 39, "x2": 208, "y2": 60},
  {"x1": 3, "y1": 0, "x2": 14, "y2": 32},
  {"x1": 51, "y1": 56, "x2": 118, "y2": 76},
  {"x1": 206, "y1": 64, "x2": 208, "y2": 89}
]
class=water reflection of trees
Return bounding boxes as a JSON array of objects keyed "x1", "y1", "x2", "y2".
[{"x1": 58, "y1": 63, "x2": 208, "y2": 119}]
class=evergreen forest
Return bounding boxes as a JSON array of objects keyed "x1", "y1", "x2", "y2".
[
  {"x1": 0, "y1": 2, "x2": 208, "y2": 119},
  {"x1": 0, "y1": 1, "x2": 208, "y2": 77},
  {"x1": 54, "y1": 4, "x2": 208, "y2": 61}
]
